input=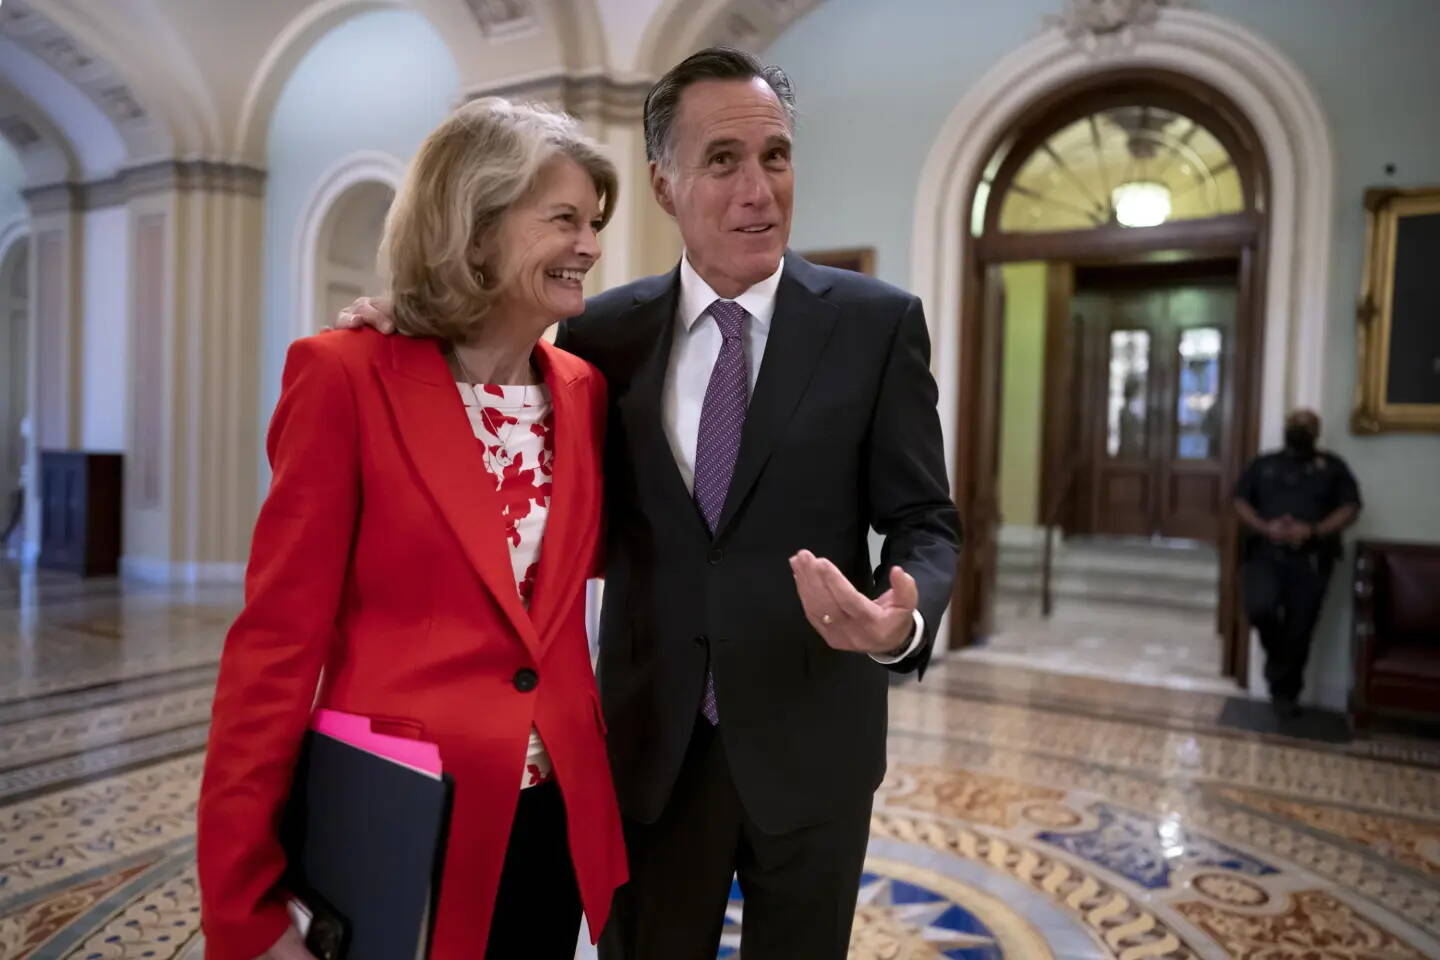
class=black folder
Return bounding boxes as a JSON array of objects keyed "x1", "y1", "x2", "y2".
[{"x1": 282, "y1": 730, "x2": 453, "y2": 960}]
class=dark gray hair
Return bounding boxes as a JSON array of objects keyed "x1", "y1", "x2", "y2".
[{"x1": 643, "y1": 47, "x2": 797, "y2": 170}]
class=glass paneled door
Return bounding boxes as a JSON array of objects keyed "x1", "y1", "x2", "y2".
[{"x1": 1075, "y1": 275, "x2": 1235, "y2": 543}]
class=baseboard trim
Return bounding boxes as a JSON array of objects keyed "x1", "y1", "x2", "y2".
[
  {"x1": 121, "y1": 557, "x2": 246, "y2": 585},
  {"x1": 998, "y1": 525, "x2": 1045, "y2": 548}
]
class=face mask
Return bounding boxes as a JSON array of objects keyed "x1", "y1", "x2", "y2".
[{"x1": 1284, "y1": 425, "x2": 1317, "y2": 454}]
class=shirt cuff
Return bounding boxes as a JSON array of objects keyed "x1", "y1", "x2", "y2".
[{"x1": 870, "y1": 610, "x2": 926, "y2": 665}]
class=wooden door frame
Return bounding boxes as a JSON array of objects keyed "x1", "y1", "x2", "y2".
[
  {"x1": 947, "y1": 71, "x2": 1270, "y2": 689},
  {"x1": 1063, "y1": 258, "x2": 1242, "y2": 543}
]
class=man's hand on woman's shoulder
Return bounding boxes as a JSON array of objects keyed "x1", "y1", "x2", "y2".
[{"x1": 333, "y1": 296, "x2": 397, "y2": 334}]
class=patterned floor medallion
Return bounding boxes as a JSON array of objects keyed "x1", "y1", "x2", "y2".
[
  {"x1": 1218, "y1": 786, "x2": 1440, "y2": 878},
  {"x1": 0, "y1": 859, "x2": 158, "y2": 957},
  {"x1": 1036, "y1": 802, "x2": 1279, "y2": 889},
  {"x1": 61, "y1": 862, "x2": 202, "y2": 960},
  {"x1": 1175, "y1": 889, "x2": 1429, "y2": 959},
  {"x1": 880, "y1": 764, "x2": 1067, "y2": 829},
  {"x1": 1190, "y1": 872, "x2": 1272, "y2": 908},
  {"x1": 717, "y1": 859, "x2": 1052, "y2": 959},
  {"x1": 4, "y1": 569, "x2": 1440, "y2": 959}
]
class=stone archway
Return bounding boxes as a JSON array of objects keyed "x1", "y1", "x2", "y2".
[
  {"x1": 312, "y1": 180, "x2": 395, "y2": 336},
  {"x1": 294, "y1": 151, "x2": 404, "y2": 344},
  {"x1": 909, "y1": 9, "x2": 1335, "y2": 662}
]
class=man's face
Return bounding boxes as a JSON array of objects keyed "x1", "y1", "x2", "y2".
[
  {"x1": 651, "y1": 77, "x2": 794, "y2": 297},
  {"x1": 1286, "y1": 410, "x2": 1321, "y2": 439}
]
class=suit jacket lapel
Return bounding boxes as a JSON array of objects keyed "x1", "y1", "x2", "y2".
[
  {"x1": 526, "y1": 341, "x2": 595, "y2": 648},
  {"x1": 616, "y1": 271, "x2": 710, "y2": 539},
  {"x1": 716, "y1": 254, "x2": 838, "y2": 537},
  {"x1": 375, "y1": 336, "x2": 541, "y2": 658}
]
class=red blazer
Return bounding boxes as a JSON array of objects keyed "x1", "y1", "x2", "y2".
[{"x1": 197, "y1": 330, "x2": 625, "y2": 960}]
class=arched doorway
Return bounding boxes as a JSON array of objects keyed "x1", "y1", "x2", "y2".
[
  {"x1": 312, "y1": 180, "x2": 394, "y2": 334},
  {"x1": 0, "y1": 235, "x2": 29, "y2": 557},
  {"x1": 955, "y1": 69, "x2": 1270, "y2": 688}
]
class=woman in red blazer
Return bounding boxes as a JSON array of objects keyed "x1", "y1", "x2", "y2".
[{"x1": 197, "y1": 99, "x2": 626, "y2": 960}]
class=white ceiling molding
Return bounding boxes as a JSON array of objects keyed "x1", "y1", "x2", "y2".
[
  {"x1": 21, "y1": 159, "x2": 266, "y2": 215},
  {"x1": 465, "y1": 0, "x2": 539, "y2": 39},
  {"x1": 0, "y1": 81, "x2": 79, "y2": 185},
  {"x1": 0, "y1": 34, "x2": 124, "y2": 179},
  {"x1": 0, "y1": 0, "x2": 174, "y2": 163},
  {"x1": 1046, "y1": 0, "x2": 1191, "y2": 53},
  {"x1": 0, "y1": 117, "x2": 42, "y2": 150},
  {"x1": 468, "y1": 72, "x2": 651, "y2": 123},
  {"x1": 635, "y1": 0, "x2": 825, "y2": 76}
]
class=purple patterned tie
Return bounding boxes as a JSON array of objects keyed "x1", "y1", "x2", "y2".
[{"x1": 694, "y1": 299, "x2": 749, "y2": 724}]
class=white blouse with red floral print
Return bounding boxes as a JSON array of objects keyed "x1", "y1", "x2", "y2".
[{"x1": 457, "y1": 380, "x2": 556, "y2": 789}]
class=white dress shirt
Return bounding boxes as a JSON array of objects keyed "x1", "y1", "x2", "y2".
[{"x1": 661, "y1": 253, "x2": 924, "y2": 664}]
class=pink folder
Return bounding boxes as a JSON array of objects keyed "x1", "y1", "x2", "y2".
[{"x1": 310, "y1": 709, "x2": 443, "y2": 777}]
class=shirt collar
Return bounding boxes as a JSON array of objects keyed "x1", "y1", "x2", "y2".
[{"x1": 678, "y1": 252, "x2": 783, "y2": 333}]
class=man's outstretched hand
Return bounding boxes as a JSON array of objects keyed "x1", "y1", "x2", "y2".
[{"x1": 789, "y1": 550, "x2": 916, "y2": 657}]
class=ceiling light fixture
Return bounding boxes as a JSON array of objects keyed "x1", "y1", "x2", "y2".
[{"x1": 1112, "y1": 180, "x2": 1171, "y2": 228}]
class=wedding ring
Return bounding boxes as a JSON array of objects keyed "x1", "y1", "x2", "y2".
[{"x1": 821, "y1": 613, "x2": 833, "y2": 626}]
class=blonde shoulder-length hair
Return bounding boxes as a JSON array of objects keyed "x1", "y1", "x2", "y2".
[{"x1": 379, "y1": 97, "x2": 618, "y2": 341}]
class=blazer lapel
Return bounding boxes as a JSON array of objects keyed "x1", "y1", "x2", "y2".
[
  {"x1": 525, "y1": 341, "x2": 595, "y2": 648},
  {"x1": 374, "y1": 336, "x2": 541, "y2": 657},
  {"x1": 616, "y1": 273, "x2": 710, "y2": 539},
  {"x1": 716, "y1": 254, "x2": 838, "y2": 537}
]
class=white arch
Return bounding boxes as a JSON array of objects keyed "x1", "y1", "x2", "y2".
[
  {"x1": 912, "y1": 10, "x2": 1335, "y2": 479},
  {"x1": 0, "y1": 83, "x2": 80, "y2": 186},
  {"x1": 236, "y1": 0, "x2": 598, "y2": 164},
  {"x1": 0, "y1": 218, "x2": 31, "y2": 268},
  {"x1": 1, "y1": 0, "x2": 204, "y2": 164},
  {"x1": 293, "y1": 150, "x2": 405, "y2": 344},
  {"x1": 234, "y1": 0, "x2": 397, "y2": 165}
]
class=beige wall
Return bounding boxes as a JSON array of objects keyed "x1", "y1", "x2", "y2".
[{"x1": 998, "y1": 262, "x2": 1048, "y2": 530}]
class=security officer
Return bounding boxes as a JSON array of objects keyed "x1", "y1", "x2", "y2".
[{"x1": 1234, "y1": 409, "x2": 1361, "y2": 717}]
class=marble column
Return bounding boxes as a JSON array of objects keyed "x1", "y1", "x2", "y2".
[{"x1": 123, "y1": 162, "x2": 266, "y2": 583}]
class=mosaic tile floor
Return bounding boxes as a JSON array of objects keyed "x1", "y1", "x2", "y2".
[{"x1": 3, "y1": 567, "x2": 1439, "y2": 959}]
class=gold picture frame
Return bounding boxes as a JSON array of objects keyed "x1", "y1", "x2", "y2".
[
  {"x1": 800, "y1": 247, "x2": 876, "y2": 276},
  {"x1": 1353, "y1": 186, "x2": 1440, "y2": 433}
]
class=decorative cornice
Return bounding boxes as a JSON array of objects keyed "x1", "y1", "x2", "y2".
[
  {"x1": 19, "y1": 182, "x2": 81, "y2": 216},
  {"x1": 0, "y1": 115, "x2": 43, "y2": 150},
  {"x1": 21, "y1": 160, "x2": 267, "y2": 214},
  {"x1": 464, "y1": 0, "x2": 537, "y2": 39},
  {"x1": 0, "y1": 0, "x2": 152, "y2": 130},
  {"x1": 469, "y1": 74, "x2": 652, "y2": 124},
  {"x1": 1046, "y1": 0, "x2": 1192, "y2": 54},
  {"x1": 640, "y1": 0, "x2": 825, "y2": 75}
]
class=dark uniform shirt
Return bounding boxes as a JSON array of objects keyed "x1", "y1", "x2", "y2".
[{"x1": 1235, "y1": 449, "x2": 1362, "y2": 558}]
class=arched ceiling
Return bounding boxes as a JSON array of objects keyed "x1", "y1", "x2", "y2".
[
  {"x1": 0, "y1": 0, "x2": 185, "y2": 169},
  {"x1": 0, "y1": 80, "x2": 79, "y2": 185},
  {"x1": 0, "y1": 0, "x2": 817, "y2": 187}
]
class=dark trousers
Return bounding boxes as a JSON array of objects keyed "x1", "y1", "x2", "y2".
[
  {"x1": 485, "y1": 782, "x2": 582, "y2": 959},
  {"x1": 1243, "y1": 547, "x2": 1333, "y2": 701},
  {"x1": 599, "y1": 717, "x2": 872, "y2": 960}
]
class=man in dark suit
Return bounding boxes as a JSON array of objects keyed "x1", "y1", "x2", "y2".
[
  {"x1": 562, "y1": 49, "x2": 958, "y2": 959},
  {"x1": 339, "y1": 47, "x2": 959, "y2": 959}
]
